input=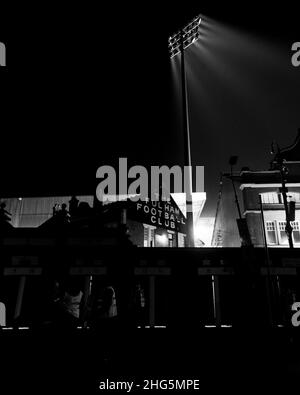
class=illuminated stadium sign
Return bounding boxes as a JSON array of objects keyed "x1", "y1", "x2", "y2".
[{"x1": 129, "y1": 198, "x2": 186, "y2": 233}]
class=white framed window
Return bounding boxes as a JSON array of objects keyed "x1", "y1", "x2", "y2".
[
  {"x1": 261, "y1": 192, "x2": 280, "y2": 204},
  {"x1": 167, "y1": 230, "x2": 176, "y2": 248},
  {"x1": 261, "y1": 192, "x2": 300, "y2": 204},
  {"x1": 291, "y1": 221, "x2": 300, "y2": 244},
  {"x1": 177, "y1": 233, "x2": 186, "y2": 248},
  {"x1": 287, "y1": 192, "x2": 300, "y2": 203},
  {"x1": 278, "y1": 221, "x2": 289, "y2": 245},
  {"x1": 265, "y1": 221, "x2": 277, "y2": 245},
  {"x1": 143, "y1": 224, "x2": 155, "y2": 247},
  {"x1": 277, "y1": 221, "x2": 300, "y2": 245},
  {"x1": 265, "y1": 220, "x2": 300, "y2": 246}
]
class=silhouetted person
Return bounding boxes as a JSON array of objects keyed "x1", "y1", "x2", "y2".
[
  {"x1": 69, "y1": 195, "x2": 79, "y2": 218},
  {"x1": 52, "y1": 204, "x2": 59, "y2": 217},
  {"x1": 129, "y1": 283, "x2": 146, "y2": 327},
  {"x1": 89, "y1": 284, "x2": 118, "y2": 331},
  {"x1": 61, "y1": 203, "x2": 70, "y2": 221},
  {"x1": 51, "y1": 278, "x2": 83, "y2": 330},
  {"x1": 55, "y1": 203, "x2": 70, "y2": 226}
]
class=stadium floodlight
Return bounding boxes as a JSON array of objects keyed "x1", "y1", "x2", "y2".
[
  {"x1": 168, "y1": 16, "x2": 202, "y2": 59},
  {"x1": 168, "y1": 15, "x2": 202, "y2": 247}
]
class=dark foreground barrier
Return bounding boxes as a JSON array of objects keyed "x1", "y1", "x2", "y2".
[{"x1": 1, "y1": 233, "x2": 300, "y2": 330}]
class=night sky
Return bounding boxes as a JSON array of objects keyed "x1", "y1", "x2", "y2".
[{"x1": 0, "y1": 2, "x2": 299, "y2": 218}]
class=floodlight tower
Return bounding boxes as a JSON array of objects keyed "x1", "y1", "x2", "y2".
[{"x1": 169, "y1": 15, "x2": 202, "y2": 247}]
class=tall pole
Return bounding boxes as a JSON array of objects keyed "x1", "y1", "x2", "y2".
[
  {"x1": 169, "y1": 15, "x2": 202, "y2": 247},
  {"x1": 276, "y1": 148, "x2": 294, "y2": 249},
  {"x1": 180, "y1": 33, "x2": 194, "y2": 247},
  {"x1": 230, "y1": 165, "x2": 242, "y2": 219},
  {"x1": 259, "y1": 194, "x2": 273, "y2": 326},
  {"x1": 211, "y1": 173, "x2": 224, "y2": 246},
  {"x1": 280, "y1": 174, "x2": 294, "y2": 249}
]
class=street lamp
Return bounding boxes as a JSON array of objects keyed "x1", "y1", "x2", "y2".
[{"x1": 169, "y1": 15, "x2": 202, "y2": 247}]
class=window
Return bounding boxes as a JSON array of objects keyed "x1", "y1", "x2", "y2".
[
  {"x1": 278, "y1": 221, "x2": 289, "y2": 245},
  {"x1": 265, "y1": 220, "x2": 300, "y2": 246},
  {"x1": 177, "y1": 233, "x2": 186, "y2": 248},
  {"x1": 261, "y1": 192, "x2": 280, "y2": 204},
  {"x1": 287, "y1": 193, "x2": 300, "y2": 203},
  {"x1": 266, "y1": 221, "x2": 277, "y2": 245},
  {"x1": 261, "y1": 192, "x2": 300, "y2": 204},
  {"x1": 143, "y1": 225, "x2": 155, "y2": 247},
  {"x1": 278, "y1": 221, "x2": 300, "y2": 245},
  {"x1": 143, "y1": 227, "x2": 148, "y2": 247},
  {"x1": 150, "y1": 228, "x2": 155, "y2": 246},
  {"x1": 291, "y1": 221, "x2": 300, "y2": 244},
  {"x1": 167, "y1": 231, "x2": 176, "y2": 248}
]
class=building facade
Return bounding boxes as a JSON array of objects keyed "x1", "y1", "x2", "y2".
[
  {"x1": 239, "y1": 130, "x2": 300, "y2": 248},
  {"x1": 1, "y1": 192, "x2": 208, "y2": 248}
]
